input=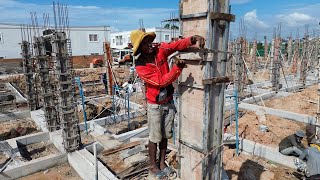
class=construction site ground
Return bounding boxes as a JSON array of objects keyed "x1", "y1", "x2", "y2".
[
  {"x1": 0, "y1": 117, "x2": 39, "y2": 141},
  {"x1": 103, "y1": 116, "x2": 147, "y2": 135},
  {"x1": 18, "y1": 162, "x2": 80, "y2": 180},
  {"x1": 18, "y1": 141, "x2": 59, "y2": 161},
  {"x1": 1, "y1": 58, "x2": 316, "y2": 179},
  {"x1": 264, "y1": 85, "x2": 317, "y2": 116},
  {"x1": 229, "y1": 111, "x2": 307, "y2": 148},
  {"x1": 223, "y1": 148, "x2": 300, "y2": 180}
]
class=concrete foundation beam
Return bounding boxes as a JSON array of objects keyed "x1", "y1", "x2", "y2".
[
  {"x1": 0, "y1": 110, "x2": 31, "y2": 122},
  {"x1": 239, "y1": 103, "x2": 318, "y2": 125},
  {"x1": 30, "y1": 109, "x2": 48, "y2": 132},
  {"x1": 0, "y1": 153, "x2": 67, "y2": 180},
  {"x1": 68, "y1": 149, "x2": 118, "y2": 180},
  {"x1": 224, "y1": 134, "x2": 296, "y2": 169}
]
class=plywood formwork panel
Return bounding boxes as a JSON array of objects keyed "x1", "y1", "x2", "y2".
[
  {"x1": 181, "y1": 0, "x2": 208, "y2": 15},
  {"x1": 182, "y1": 19, "x2": 207, "y2": 38},
  {"x1": 180, "y1": 86, "x2": 204, "y2": 148},
  {"x1": 179, "y1": 144, "x2": 204, "y2": 180},
  {"x1": 179, "y1": 60, "x2": 205, "y2": 88}
]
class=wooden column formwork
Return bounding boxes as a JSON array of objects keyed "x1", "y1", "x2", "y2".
[{"x1": 178, "y1": 0, "x2": 233, "y2": 179}]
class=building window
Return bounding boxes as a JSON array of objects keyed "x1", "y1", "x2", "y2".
[
  {"x1": 113, "y1": 39, "x2": 115, "y2": 43},
  {"x1": 0, "y1": 32, "x2": 3, "y2": 43},
  {"x1": 116, "y1": 36, "x2": 123, "y2": 46},
  {"x1": 165, "y1": 35, "x2": 169, "y2": 41},
  {"x1": 89, "y1": 34, "x2": 98, "y2": 42}
]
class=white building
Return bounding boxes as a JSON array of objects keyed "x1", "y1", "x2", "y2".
[
  {"x1": 0, "y1": 23, "x2": 110, "y2": 59},
  {"x1": 110, "y1": 27, "x2": 180, "y2": 49}
]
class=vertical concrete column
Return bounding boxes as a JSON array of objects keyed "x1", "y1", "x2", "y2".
[
  {"x1": 52, "y1": 32, "x2": 81, "y2": 152},
  {"x1": 21, "y1": 41, "x2": 38, "y2": 110}
]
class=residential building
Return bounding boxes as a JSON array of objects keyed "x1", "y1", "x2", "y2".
[
  {"x1": 0, "y1": 23, "x2": 110, "y2": 59},
  {"x1": 110, "y1": 27, "x2": 180, "y2": 49}
]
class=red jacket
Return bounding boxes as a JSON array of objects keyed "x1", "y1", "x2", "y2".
[{"x1": 136, "y1": 37, "x2": 193, "y2": 104}]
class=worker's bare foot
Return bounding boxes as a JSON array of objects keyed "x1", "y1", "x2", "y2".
[
  {"x1": 159, "y1": 163, "x2": 167, "y2": 171},
  {"x1": 150, "y1": 165, "x2": 161, "y2": 174}
]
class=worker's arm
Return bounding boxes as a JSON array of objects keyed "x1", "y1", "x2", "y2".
[
  {"x1": 160, "y1": 37, "x2": 193, "y2": 57},
  {"x1": 289, "y1": 136, "x2": 306, "y2": 151},
  {"x1": 299, "y1": 148, "x2": 308, "y2": 160},
  {"x1": 136, "y1": 64, "x2": 182, "y2": 88}
]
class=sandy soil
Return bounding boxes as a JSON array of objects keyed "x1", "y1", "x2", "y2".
[
  {"x1": 104, "y1": 116, "x2": 147, "y2": 135},
  {"x1": 229, "y1": 111, "x2": 306, "y2": 148},
  {"x1": 18, "y1": 163, "x2": 80, "y2": 180},
  {"x1": 223, "y1": 148, "x2": 300, "y2": 180},
  {"x1": 81, "y1": 131, "x2": 94, "y2": 145},
  {"x1": 0, "y1": 118, "x2": 39, "y2": 139},
  {"x1": 18, "y1": 141, "x2": 59, "y2": 161},
  {"x1": 265, "y1": 85, "x2": 317, "y2": 116}
]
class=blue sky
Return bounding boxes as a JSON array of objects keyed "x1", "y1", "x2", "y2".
[{"x1": 0, "y1": 0, "x2": 320, "y2": 40}]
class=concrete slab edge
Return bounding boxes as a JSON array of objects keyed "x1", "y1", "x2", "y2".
[
  {"x1": 1, "y1": 153, "x2": 67, "y2": 180},
  {"x1": 68, "y1": 149, "x2": 118, "y2": 180},
  {"x1": 224, "y1": 134, "x2": 296, "y2": 169}
]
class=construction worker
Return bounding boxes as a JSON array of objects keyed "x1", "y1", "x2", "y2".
[
  {"x1": 92, "y1": 58, "x2": 104, "y2": 68},
  {"x1": 279, "y1": 130, "x2": 306, "y2": 157},
  {"x1": 130, "y1": 30, "x2": 205, "y2": 179},
  {"x1": 294, "y1": 138, "x2": 320, "y2": 179}
]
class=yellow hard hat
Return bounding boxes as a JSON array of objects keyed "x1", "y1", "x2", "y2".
[{"x1": 130, "y1": 30, "x2": 156, "y2": 56}]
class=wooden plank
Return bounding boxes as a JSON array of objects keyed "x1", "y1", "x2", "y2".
[
  {"x1": 210, "y1": 12, "x2": 235, "y2": 22},
  {"x1": 102, "y1": 141, "x2": 141, "y2": 156},
  {"x1": 181, "y1": 0, "x2": 208, "y2": 15},
  {"x1": 202, "y1": 76, "x2": 233, "y2": 85},
  {"x1": 178, "y1": 51, "x2": 213, "y2": 61}
]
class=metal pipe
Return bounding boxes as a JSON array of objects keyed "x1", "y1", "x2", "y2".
[
  {"x1": 75, "y1": 77, "x2": 88, "y2": 135},
  {"x1": 234, "y1": 87, "x2": 239, "y2": 156},
  {"x1": 127, "y1": 91, "x2": 130, "y2": 130},
  {"x1": 93, "y1": 142, "x2": 98, "y2": 180}
]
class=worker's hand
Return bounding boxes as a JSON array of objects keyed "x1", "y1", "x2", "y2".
[
  {"x1": 191, "y1": 35, "x2": 205, "y2": 49},
  {"x1": 175, "y1": 59, "x2": 187, "y2": 68}
]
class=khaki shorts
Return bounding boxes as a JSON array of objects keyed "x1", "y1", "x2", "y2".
[{"x1": 147, "y1": 102, "x2": 176, "y2": 143}]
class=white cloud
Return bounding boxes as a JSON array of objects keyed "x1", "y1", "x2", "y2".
[
  {"x1": 230, "y1": 0, "x2": 251, "y2": 5},
  {"x1": 277, "y1": 12, "x2": 314, "y2": 27},
  {"x1": 0, "y1": 0, "x2": 176, "y2": 31},
  {"x1": 244, "y1": 9, "x2": 268, "y2": 29}
]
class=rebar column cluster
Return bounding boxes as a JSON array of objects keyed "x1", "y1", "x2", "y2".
[
  {"x1": 34, "y1": 36, "x2": 60, "y2": 132},
  {"x1": 287, "y1": 36, "x2": 293, "y2": 65},
  {"x1": 292, "y1": 38, "x2": 300, "y2": 75},
  {"x1": 251, "y1": 39, "x2": 257, "y2": 74},
  {"x1": 52, "y1": 32, "x2": 80, "y2": 152},
  {"x1": 300, "y1": 31, "x2": 309, "y2": 87},
  {"x1": 271, "y1": 33, "x2": 281, "y2": 92},
  {"x1": 21, "y1": 41, "x2": 39, "y2": 110},
  {"x1": 235, "y1": 37, "x2": 245, "y2": 96},
  {"x1": 264, "y1": 36, "x2": 268, "y2": 64}
]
